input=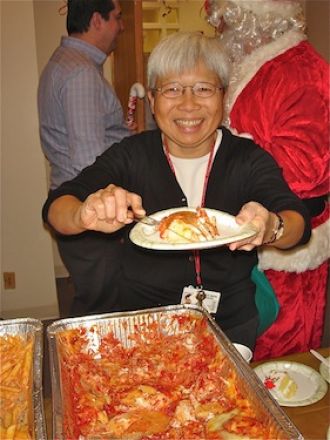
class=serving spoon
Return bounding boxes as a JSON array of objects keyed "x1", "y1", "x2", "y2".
[{"x1": 310, "y1": 349, "x2": 330, "y2": 367}]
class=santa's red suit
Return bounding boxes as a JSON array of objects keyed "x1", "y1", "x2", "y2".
[{"x1": 225, "y1": 29, "x2": 330, "y2": 360}]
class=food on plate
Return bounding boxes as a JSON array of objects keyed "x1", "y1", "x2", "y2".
[
  {"x1": 0, "y1": 334, "x2": 34, "y2": 439},
  {"x1": 264, "y1": 370, "x2": 298, "y2": 399},
  {"x1": 158, "y1": 208, "x2": 219, "y2": 243},
  {"x1": 278, "y1": 372, "x2": 298, "y2": 399},
  {"x1": 56, "y1": 316, "x2": 274, "y2": 439}
]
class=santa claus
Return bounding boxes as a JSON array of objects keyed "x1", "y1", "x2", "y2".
[{"x1": 205, "y1": 0, "x2": 329, "y2": 360}]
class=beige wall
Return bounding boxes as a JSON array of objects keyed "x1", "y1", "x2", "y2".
[{"x1": 1, "y1": 0, "x2": 58, "y2": 319}]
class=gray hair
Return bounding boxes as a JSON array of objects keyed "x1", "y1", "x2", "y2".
[{"x1": 147, "y1": 32, "x2": 230, "y2": 89}]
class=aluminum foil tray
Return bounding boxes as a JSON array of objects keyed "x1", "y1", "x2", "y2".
[
  {"x1": 0, "y1": 317, "x2": 47, "y2": 440},
  {"x1": 48, "y1": 305, "x2": 303, "y2": 440}
]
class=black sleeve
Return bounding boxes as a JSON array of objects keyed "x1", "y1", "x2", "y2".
[
  {"x1": 42, "y1": 129, "x2": 164, "y2": 225},
  {"x1": 216, "y1": 129, "x2": 311, "y2": 247},
  {"x1": 241, "y1": 141, "x2": 312, "y2": 246}
]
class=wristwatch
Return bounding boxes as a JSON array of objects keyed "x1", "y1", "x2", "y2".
[{"x1": 263, "y1": 213, "x2": 284, "y2": 245}]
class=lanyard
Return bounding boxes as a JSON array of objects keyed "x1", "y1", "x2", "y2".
[{"x1": 163, "y1": 136, "x2": 216, "y2": 287}]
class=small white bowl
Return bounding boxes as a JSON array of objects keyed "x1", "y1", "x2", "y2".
[{"x1": 233, "y1": 343, "x2": 253, "y2": 363}]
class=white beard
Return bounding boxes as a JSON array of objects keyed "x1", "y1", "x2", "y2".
[{"x1": 218, "y1": 1, "x2": 305, "y2": 64}]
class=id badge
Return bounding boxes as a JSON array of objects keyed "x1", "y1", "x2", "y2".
[{"x1": 181, "y1": 285, "x2": 221, "y2": 314}]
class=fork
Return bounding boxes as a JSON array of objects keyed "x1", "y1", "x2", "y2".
[{"x1": 137, "y1": 215, "x2": 160, "y2": 226}]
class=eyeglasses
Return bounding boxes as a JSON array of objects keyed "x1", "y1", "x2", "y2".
[{"x1": 152, "y1": 82, "x2": 223, "y2": 99}]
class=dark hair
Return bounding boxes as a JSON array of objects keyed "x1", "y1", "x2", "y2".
[{"x1": 66, "y1": 0, "x2": 115, "y2": 34}]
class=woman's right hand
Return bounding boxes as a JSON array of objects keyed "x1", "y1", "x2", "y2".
[
  {"x1": 78, "y1": 184, "x2": 146, "y2": 233},
  {"x1": 48, "y1": 184, "x2": 146, "y2": 235}
]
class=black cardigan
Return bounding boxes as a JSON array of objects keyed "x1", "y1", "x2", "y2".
[{"x1": 43, "y1": 127, "x2": 310, "y2": 329}]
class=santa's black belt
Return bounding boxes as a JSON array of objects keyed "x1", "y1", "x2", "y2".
[{"x1": 302, "y1": 195, "x2": 327, "y2": 217}]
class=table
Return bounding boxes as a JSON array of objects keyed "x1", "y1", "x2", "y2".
[
  {"x1": 252, "y1": 347, "x2": 330, "y2": 440},
  {"x1": 44, "y1": 348, "x2": 329, "y2": 439}
]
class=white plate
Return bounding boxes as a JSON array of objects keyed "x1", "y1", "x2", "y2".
[
  {"x1": 254, "y1": 361, "x2": 328, "y2": 407},
  {"x1": 129, "y1": 207, "x2": 258, "y2": 251},
  {"x1": 320, "y1": 356, "x2": 330, "y2": 383}
]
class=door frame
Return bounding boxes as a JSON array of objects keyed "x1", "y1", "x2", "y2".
[{"x1": 113, "y1": 1, "x2": 145, "y2": 131}]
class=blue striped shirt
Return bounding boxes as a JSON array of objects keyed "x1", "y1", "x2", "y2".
[{"x1": 38, "y1": 36, "x2": 130, "y2": 189}]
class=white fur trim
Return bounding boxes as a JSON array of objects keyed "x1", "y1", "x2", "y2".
[
  {"x1": 258, "y1": 219, "x2": 330, "y2": 272},
  {"x1": 230, "y1": 0, "x2": 302, "y2": 18},
  {"x1": 224, "y1": 30, "x2": 306, "y2": 123}
]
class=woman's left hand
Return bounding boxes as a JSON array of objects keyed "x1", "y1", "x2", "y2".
[{"x1": 228, "y1": 201, "x2": 271, "y2": 251}]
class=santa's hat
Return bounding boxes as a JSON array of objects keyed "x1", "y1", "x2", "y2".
[{"x1": 223, "y1": 0, "x2": 302, "y2": 18}]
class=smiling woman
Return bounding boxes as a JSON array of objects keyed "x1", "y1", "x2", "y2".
[
  {"x1": 42, "y1": 31, "x2": 311, "y2": 353},
  {"x1": 148, "y1": 63, "x2": 224, "y2": 159}
]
